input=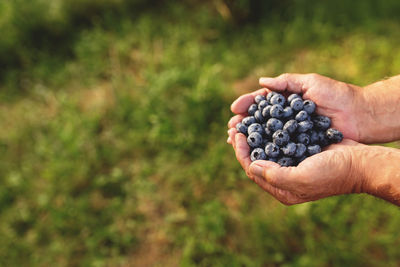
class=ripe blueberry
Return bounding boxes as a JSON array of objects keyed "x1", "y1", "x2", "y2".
[
  {"x1": 266, "y1": 118, "x2": 283, "y2": 132},
  {"x1": 283, "y1": 119, "x2": 298, "y2": 134},
  {"x1": 312, "y1": 115, "x2": 331, "y2": 130},
  {"x1": 277, "y1": 157, "x2": 295, "y2": 167},
  {"x1": 326, "y1": 128, "x2": 343, "y2": 143},
  {"x1": 303, "y1": 99, "x2": 316, "y2": 114},
  {"x1": 273, "y1": 130, "x2": 290, "y2": 146},
  {"x1": 270, "y1": 104, "x2": 285, "y2": 118},
  {"x1": 297, "y1": 133, "x2": 311, "y2": 145},
  {"x1": 290, "y1": 98, "x2": 304, "y2": 111},
  {"x1": 295, "y1": 110, "x2": 309, "y2": 122},
  {"x1": 307, "y1": 144, "x2": 321, "y2": 156},
  {"x1": 255, "y1": 94, "x2": 266, "y2": 104},
  {"x1": 248, "y1": 123, "x2": 264, "y2": 135},
  {"x1": 242, "y1": 116, "x2": 256, "y2": 126},
  {"x1": 297, "y1": 120, "x2": 314, "y2": 133},
  {"x1": 294, "y1": 143, "x2": 307, "y2": 158},
  {"x1": 288, "y1": 93, "x2": 301, "y2": 103},
  {"x1": 254, "y1": 110, "x2": 266, "y2": 123},
  {"x1": 270, "y1": 94, "x2": 286, "y2": 106},
  {"x1": 281, "y1": 142, "x2": 297, "y2": 156},
  {"x1": 236, "y1": 122, "x2": 248, "y2": 136},
  {"x1": 247, "y1": 132, "x2": 263, "y2": 148},
  {"x1": 251, "y1": 148, "x2": 267, "y2": 161},
  {"x1": 265, "y1": 142, "x2": 280, "y2": 158},
  {"x1": 247, "y1": 104, "x2": 258, "y2": 116}
]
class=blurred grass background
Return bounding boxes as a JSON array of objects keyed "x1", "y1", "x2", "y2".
[{"x1": 1, "y1": 0, "x2": 400, "y2": 266}]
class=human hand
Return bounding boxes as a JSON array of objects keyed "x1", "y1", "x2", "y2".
[
  {"x1": 228, "y1": 73, "x2": 365, "y2": 143},
  {"x1": 229, "y1": 130, "x2": 366, "y2": 205}
]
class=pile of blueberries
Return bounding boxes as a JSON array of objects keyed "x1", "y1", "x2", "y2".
[{"x1": 235, "y1": 92, "x2": 343, "y2": 166}]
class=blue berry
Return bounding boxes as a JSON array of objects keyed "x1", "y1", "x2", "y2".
[
  {"x1": 297, "y1": 120, "x2": 314, "y2": 133},
  {"x1": 303, "y1": 100, "x2": 316, "y2": 114},
  {"x1": 265, "y1": 142, "x2": 280, "y2": 158},
  {"x1": 290, "y1": 98, "x2": 304, "y2": 111},
  {"x1": 248, "y1": 123, "x2": 264, "y2": 135},
  {"x1": 288, "y1": 93, "x2": 301, "y2": 103},
  {"x1": 318, "y1": 131, "x2": 330, "y2": 147},
  {"x1": 283, "y1": 119, "x2": 298, "y2": 134},
  {"x1": 258, "y1": 100, "x2": 269, "y2": 111},
  {"x1": 270, "y1": 104, "x2": 285, "y2": 118},
  {"x1": 309, "y1": 130, "x2": 319, "y2": 144},
  {"x1": 242, "y1": 116, "x2": 256, "y2": 126},
  {"x1": 281, "y1": 142, "x2": 297, "y2": 156},
  {"x1": 272, "y1": 130, "x2": 290, "y2": 146},
  {"x1": 264, "y1": 127, "x2": 273, "y2": 139},
  {"x1": 294, "y1": 143, "x2": 307, "y2": 158},
  {"x1": 295, "y1": 110, "x2": 309, "y2": 122},
  {"x1": 307, "y1": 144, "x2": 321, "y2": 156},
  {"x1": 266, "y1": 91, "x2": 278, "y2": 103},
  {"x1": 262, "y1": 105, "x2": 272, "y2": 119},
  {"x1": 283, "y1": 106, "x2": 294, "y2": 118},
  {"x1": 277, "y1": 157, "x2": 295, "y2": 167},
  {"x1": 247, "y1": 132, "x2": 263, "y2": 148},
  {"x1": 270, "y1": 94, "x2": 286, "y2": 106},
  {"x1": 255, "y1": 95, "x2": 266, "y2": 104},
  {"x1": 236, "y1": 123, "x2": 248, "y2": 136},
  {"x1": 251, "y1": 148, "x2": 267, "y2": 161},
  {"x1": 254, "y1": 110, "x2": 265, "y2": 123},
  {"x1": 247, "y1": 104, "x2": 258, "y2": 116},
  {"x1": 326, "y1": 128, "x2": 343, "y2": 143},
  {"x1": 297, "y1": 133, "x2": 310, "y2": 145},
  {"x1": 312, "y1": 115, "x2": 331, "y2": 130},
  {"x1": 266, "y1": 118, "x2": 283, "y2": 132}
]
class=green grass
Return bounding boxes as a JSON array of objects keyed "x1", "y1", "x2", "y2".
[{"x1": 1, "y1": 1, "x2": 400, "y2": 266}]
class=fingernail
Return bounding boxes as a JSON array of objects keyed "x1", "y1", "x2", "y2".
[
  {"x1": 250, "y1": 163, "x2": 264, "y2": 177},
  {"x1": 259, "y1": 77, "x2": 270, "y2": 84},
  {"x1": 227, "y1": 137, "x2": 231, "y2": 143}
]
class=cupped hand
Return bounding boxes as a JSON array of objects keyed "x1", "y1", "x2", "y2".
[
  {"x1": 228, "y1": 73, "x2": 366, "y2": 143},
  {"x1": 229, "y1": 132, "x2": 366, "y2": 205}
]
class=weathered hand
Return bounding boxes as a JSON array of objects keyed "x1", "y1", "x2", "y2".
[{"x1": 229, "y1": 131, "x2": 366, "y2": 205}]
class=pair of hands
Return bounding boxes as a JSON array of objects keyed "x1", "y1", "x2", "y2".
[{"x1": 227, "y1": 73, "x2": 400, "y2": 205}]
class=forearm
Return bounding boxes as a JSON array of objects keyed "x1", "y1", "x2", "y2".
[
  {"x1": 357, "y1": 146, "x2": 400, "y2": 205},
  {"x1": 360, "y1": 75, "x2": 400, "y2": 143}
]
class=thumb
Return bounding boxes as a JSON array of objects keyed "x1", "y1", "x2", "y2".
[
  {"x1": 249, "y1": 160, "x2": 298, "y2": 191},
  {"x1": 259, "y1": 73, "x2": 313, "y2": 93}
]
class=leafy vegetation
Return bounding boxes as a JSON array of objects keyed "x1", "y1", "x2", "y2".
[{"x1": 1, "y1": 0, "x2": 400, "y2": 266}]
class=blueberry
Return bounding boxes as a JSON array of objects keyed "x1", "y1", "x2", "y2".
[
  {"x1": 247, "y1": 104, "x2": 258, "y2": 116},
  {"x1": 272, "y1": 130, "x2": 290, "y2": 146},
  {"x1": 290, "y1": 98, "x2": 304, "y2": 111},
  {"x1": 270, "y1": 94, "x2": 286, "y2": 106},
  {"x1": 283, "y1": 106, "x2": 294, "y2": 118},
  {"x1": 281, "y1": 142, "x2": 297, "y2": 156},
  {"x1": 295, "y1": 110, "x2": 309, "y2": 122},
  {"x1": 309, "y1": 130, "x2": 319, "y2": 144},
  {"x1": 326, "y1": 128, "x2": 343, "y2": 143},
  {"x1": 307, "y1": 144, "x2": 321, "y2": 156},
  {"x1": 297, "y1": 133, "x2": 310, "y2": 145},
  {"x1": 266, "y1": 118, "x2": 283, "y2": 132},
  {"x1": 303, "y1": 100, "x2": 316, "y2": 114},
  {"x1": 242, "y1": 116, "x2": 256, "y2": 126},
  {"x1": 266, "y1": 91, "x2": 278, "y2": 103},
  {"x1": 294, "y1": 143, "x2": 307, "y2": 158},
  {"x1": 258, "y1": 100, "x2": 269, "y2": 111},
  {"x1": 254, "y1": 110, "x2": 266, "y2": 123},
  {"x1": 251, "y1": 148, "x2": 267, "y2": 161},
  {"x1": 270, "y1": 104, "x2": 285, "y2": 118},
  {"x1": 318, "y1": 131, "x2": 330, "y2": 147},
  {"x1": 236, "y1": 122, "x2": 248, "y2": 136},
  {"x1": 283, "y1": 119, "x2": 298, "y2": 134},
  {"x1": 265, "y1": 142, "x2": 280, "y2": 158},
  {"x1": 255, "y1": 95, "x2": 266, "y2": 104},
  {"x1": 262, "y1": 105, "x2": 272, "y2": 119},
  {"x1": 277, "y1": 157, "x2": 295, "y2": 167},
  {"x1": 288, "y1": 93, "x2": 301, "y2": 103},
  {"x1": 297, "y1": 120, "x2": 314, "y2": 133},
  {"x1": 247, "y1": 132, "x2": 263, "y2": 148},
  {"x1": 312, "y1": 115, "x2": 331, "y2": 130},
  {"x1": 248, "y1": 123, "x2": 264, "y2": 135}
]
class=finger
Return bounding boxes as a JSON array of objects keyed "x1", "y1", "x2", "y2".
[
  {"x1": 227, "y1": 137, "x2": 231, "y2": 144},
  {"x1": 259, "y1": 73, "x2": 316, "y2": 93},
  {"x1": 249, "y1": 160, "x2": 301, "y2": 191},
  {"x1": 234, "y1": 133, "x2": 252, "y2": 175},
  {"x1": 231, "y1": 88, "x2": 268, "y2": 114},
  {"x1": 228, "y1": 115, "x2": 245, "y2": 128},
  {"x1": 228, "y1": 128, "x2": 237, "y2": 148}
]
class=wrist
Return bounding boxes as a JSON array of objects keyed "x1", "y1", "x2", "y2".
[{"x1": 355, "y1": 146, "x2": 400, "y2": 204}]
